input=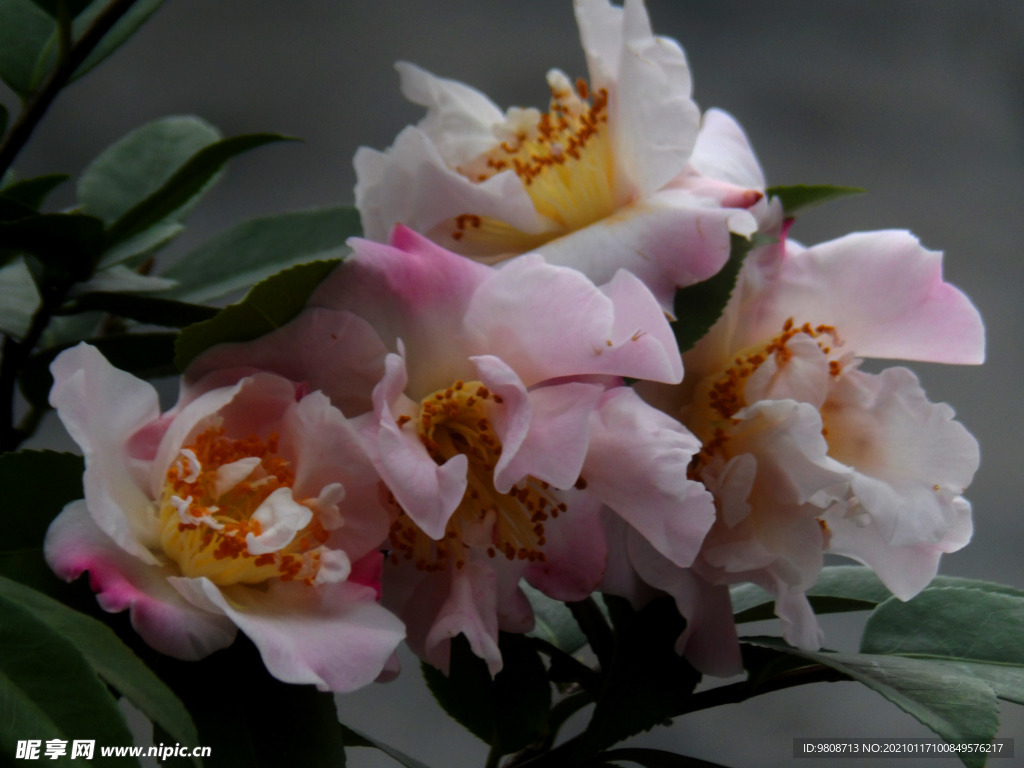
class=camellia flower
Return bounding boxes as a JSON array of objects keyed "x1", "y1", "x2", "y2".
[
  {"x1": 189, "y1": 226, "x2": 715, "y2": 674},
  {"x1": 354, "y1": 0, "x2": 762, "y2": 311},
  {"x1": 638, "y1": 228, "x2": 984, "y2": 651},
  {"x1": 44, "y1": 344, "x2": 405, "y2": 692}
]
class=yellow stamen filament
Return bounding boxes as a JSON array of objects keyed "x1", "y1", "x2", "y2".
[
  {"x1": 388, "y1": 380, "x2": 571, "y2": 572},
  {"x1": 159, "y1": 427, "x2": 331, "y2": 586}
]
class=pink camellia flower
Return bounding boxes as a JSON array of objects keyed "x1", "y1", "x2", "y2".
[
  {"x1": 44, "y1": 344, "x2": 405, "y2": 692},
  {"x1": 353, "y1": 0, "x2": 761, "y2": 311},
  {"x1": 638, "y1": 228, "x2": 984, "y2": 653},
  {"x1": 189, "y1": 226, "x2": 715, "y2": 674}
]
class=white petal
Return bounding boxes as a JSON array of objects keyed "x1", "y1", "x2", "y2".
[{"x1": 246, "y1": 487, "x2": 313, "y2": 555}]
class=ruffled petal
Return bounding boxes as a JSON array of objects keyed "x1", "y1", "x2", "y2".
[
  {"x1": 583, "y1": 388, "x2": 714, "y2": 568},
  {"x1": 49, "y1": 344, "x2": 163, "y2": 561},
  {"x1": 45, "y1": 501, "x2": 236, "y2": 660},
  {"x1": 524, "y1": 491, "x2": 606, "y2": 602},
  {"x1": 171, "y1": 577, "x2": 405, "y2": 692}
]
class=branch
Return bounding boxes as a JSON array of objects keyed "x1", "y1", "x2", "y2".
[{"x1": 0, "y1": 0, "x2": 140, "y2": 177}]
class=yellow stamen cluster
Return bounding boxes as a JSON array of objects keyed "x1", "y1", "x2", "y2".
[
  {"x1": 449, "y1": 77, "x2": 616, "y2": 252},
  {"x1": 389, "y1": 380, "x2": 569, "y2": 572},
  {"x1": 159, "y1": 426, "x2": 330, "y2": 586}
]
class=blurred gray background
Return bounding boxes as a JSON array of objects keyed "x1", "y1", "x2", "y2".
[{"x1": 6, "y1": 1, "x2": 1023, "y2": 766}]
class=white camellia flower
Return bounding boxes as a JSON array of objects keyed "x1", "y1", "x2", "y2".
[{"x1": 354, "y1": 0, "x2": 762, "y2": 311}]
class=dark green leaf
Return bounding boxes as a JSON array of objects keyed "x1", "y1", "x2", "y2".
[
  {"x1": 144, "y1": 636, "x2": 342, "y2": 768},
  {"x1": 104, "y1": 132, "x2": 297, "y2": 249},
  {"x1": 338, "y1": 723, "x2": 434, "y2": 768},
  {"x1": 0, "y1": 172, "x2": 69, "y2": 210},
  {"x1": 0, "y1": 576, "x2": 202, "y2": 766},
  {"x1": 861, "y1": 587, "x2": 1024, "y2": 705},
  {"x1": 61, "y1": 292, "x2": 217, "y2": 327},
  {"x1": 0, "y1": 0, "x2": 57, "y2": 97},
  {"x1": 0, "y1": 195, "x2": 39, "y2": 222},
  {"x1": 161, "y1": 207, "x2": 359, "y2": 304},
  {"x1": 174, "y1": 259, "x2": 340, "y2": 371},
  {"x1": 71, "y1": 0, "x2": 165, "y2": 82},
  {"x1": 422, "y1": 633, "x2": 551, "y2": 756},
  {"x1": 78, "y1": 115, "x2": 221, "y2": 224},
  {"x1": 0, "y1": 588, "x2": 137, "y2": 766},
  {"x1": 0, "y1": 450, "x2": 83, "y2": 549},
  {"x1": 0, "y1": 102, "x2": 7, "y2": 134},
  {"x1": 765, "y1": 184, "x2": 865, "y2": 216},
  {"x1": 29, "y1": 0, "x2": 91, "y2": 18},
  {"x1": 19, "y1": 332, "x2": 178, "y2": 408},
  {"x1": 577, "y1": 596, "x2": 700, "y2": 758},
  {"x1": 0, "y1": 212, "x2": 104, "y2": 281},
  {"x1": 594, "y1": 747, "x2": 732, "y2": 767},
  {"x1": 0, "y1": 257, "x2": 40, "y2": 338},
  {"x1": 670, "y1": 233, "x2": 752, "y2": 354},
  {"x1": 97, "y1": 221, "x2": 182, "y2": 269},
  {"x1": 745, "y1": 637, "x2": 998, "y2": 768},
  {"x1": 730, "y1": 565, "x2": 1024, "y2": 623}
]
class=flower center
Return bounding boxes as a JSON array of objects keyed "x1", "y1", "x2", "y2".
[
  {"x1": 689, "y1": 318, "x2": 844, "y2": 469},
  {"x1": 389, "y1": 380, "x2": 567, "y2": 571},
  {"x1": 448, "y1": 74, "x2": 616, "y2": 255},
  {"x1": 159, "y1": 426, "x2": 334, "y2": 586}
]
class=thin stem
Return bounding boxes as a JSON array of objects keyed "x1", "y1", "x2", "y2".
[
  {"x1": 0, "y1": 0, "x2": 140, "y2": 177},
  {"x1": 484, "y1": 743, "x2": 503, "y2": 768}
]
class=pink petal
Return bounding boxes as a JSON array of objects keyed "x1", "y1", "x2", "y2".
[
  {"x1": 45, "y1": 501, "x2": 236, "y2": 660},
  {"x1": 583, "y1": 387, "x2": 715, "y2": 567},
  {"x1": 171, "y1": 577, "x2": 405, "y2": 692},
  {"x1": 524, "y1": 491, "x2": 607, "y2": 602},
  {"x1": 49, "y1": 344, "x2": 162, "y2": 561}
]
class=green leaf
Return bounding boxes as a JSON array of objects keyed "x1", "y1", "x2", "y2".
[
  {"x1": 0, "y1": 102, "x2": 7, "y2": 134},
  {"x1": 19, "y1": 332, "x2": 177, "y2": 408},
  {"x1": 174, "y1": 259, "x2": 340, "y2": 371},
  {"x1": 97, "y1": 221, "x2": 182, "y2": 269},
  {"x1": 422, "y1": 633, "x2": 552, "y2": 756},
  {"x1": 0, "y1": 172, "x2": 69, "y2": 209},
  {"x1": 0, "y1": 450, "x2": 83, "y2": 550},
  {"x1": 0, "y1": 212, "x2": 104, "y2": 282},
  {"x1": 523, "y1": 581, "x2": 587, "y2": 654},
  {"x1": 577, "y1": 596, "x2": 700, "y2": 758},
  {"x1": 670, "y1": 233, "x2": 753, "y2": 354},
  {"x1": 0, "y1": 592, "x2": 137, "y2": 766},
  {"x1": 745, "y1": 637, "x2": 998, "y2": 768},
  {"x1": 61, "y1": 292, "x2": 217, "y2": 327},
  {"x1": 861, "y1": 587, "x2": 1024, "y2": 705},
  {"x1": 594, "y1": 748, "x2": 732, "y2": 768},
  {"x1": 338, "y1": 723, "x2": 434, "y2": 768},
  {"x1": 104, "y1": 132, "x2": 297, "y2": 249},
  {"x1": 71, "y1": 0, "x2": 165, "y2": 82},
  {"x1": 78, "y1": 115, "x2": 221, "y2": 224},
  {"x1": 0, "y1": 576, "x2": 203, "y2": 766},
  {"x1": 30, "y1": 0, "x2": 94, "y2": 20},
  {"x1": 161, "y1": 207, "x2": 359, "y2": 304},
  {"x1": 0, "y1": 0, "x2": 57, "y2": 98},
  {"x1": 765, "y1": 184, "x2": 865, "y2": 217},
  {"x1": 731, "y1": 565, "x2": 1024, "y2": 623},
  {"x1": 0, "y1": 257, "x2": 40, "y2": 338}
]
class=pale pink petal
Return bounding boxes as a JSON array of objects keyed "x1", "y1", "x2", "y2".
[
  {"x1": 825, "y1": 497, "x2": 972, "y2": 601},
  {"x1": 772, "y1": 580, "x2": 825, "y2": 650},
  {"x1": 574, "y1": 0, "x2": 625, "y2": 89},
  {"x1": 821, "y1": 367, "x2": 979, "y2": 546},
  {"x1": 185, "y1": 307, "x2": 389, "y2": 417},
  {"x1": 395, "y1": 61, "x2": 505, "y2": 167},
  {"x1": 688, "y1": 108, "x2": 766, "y2": 190},
  {"x1": 423, "y1": 560, "x2": 502, "y2": 675},
  {"x1": 371, "y1": 352, "x2": 467, "y2": 541},
  {"x1": 246, "y1": 487, "x2": 313, "y2": 555},
  {"x1": 524, "y1": 491, "x2": 606, "y2": 602},
  {"x1": 353, "y1": 126, "x2": 546, "y2": 245},
  {"x1": 49, "y1": 344, "x2": 162, "y2": 561},
  {"x1": 466, "y1": 254, "x2": 682, "y2": 384},
  {"x1": 171, "y1": 577, "x2": 405, "y2": 692},
  {"x1": 532, "y1": 189, "x2": 742, "y2": 312},
  {"x1": 610, "y1": 0, "x2": 700, "y2": 195},
  {"x1": 583, "y1": 388, "x2": 714, "y2": 567},
  {"x1": 761, "y1": 231, "x2": 985, "y2": 364},
  {"x1": 45, "y1": 501, "x2": 236, "y2": 660}
]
